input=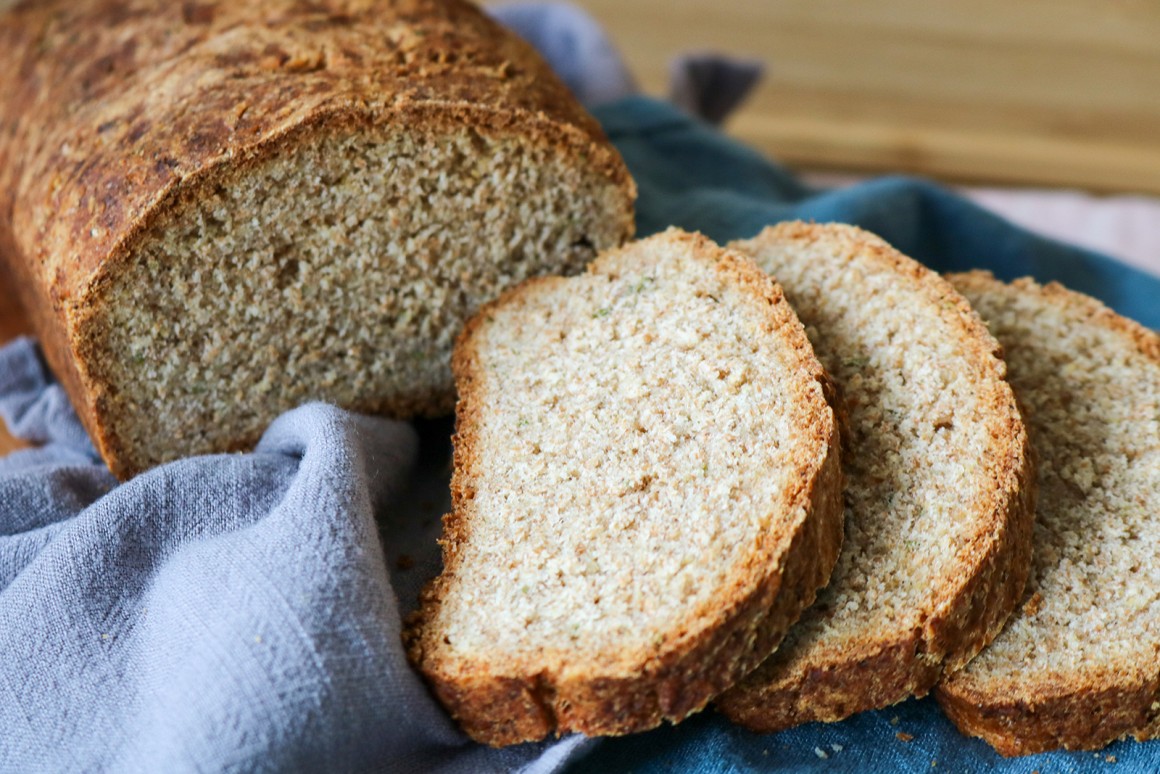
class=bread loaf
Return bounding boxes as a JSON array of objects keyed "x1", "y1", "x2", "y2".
[
  {"x1": 936, "y1": 272, "x2": 1160, "y2": 756},
  {"x1": 718, "y1": 223, "x2": 1035, "y2": 731},
  {"x1": 0, "y1": 0, "x2": 634, "y2": 477},
  {"x1": 405, "y1": 229, "x2": 844, "y2": 746}
]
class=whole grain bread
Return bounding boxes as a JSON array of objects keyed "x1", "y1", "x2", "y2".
[
  {"x1": 0, "y1": 0, "x2": 634, "y2": 478},
  {"x1": 718, "y1": 222, "x2": 1035, "y2": 731},
  {"x1": 404, "y1": 228, "x2": 844, "y2": 746},
  {"x1": 936, "y1": 271, "x2": 1160, "y2": 756}
]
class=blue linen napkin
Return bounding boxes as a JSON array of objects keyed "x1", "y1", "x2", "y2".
[
  {"x1": 2, "y1": 4, "x2": 1158, "y2": 773},
  {"x1": 0, "y1": 337, "x2": 591, "y2": 774}
]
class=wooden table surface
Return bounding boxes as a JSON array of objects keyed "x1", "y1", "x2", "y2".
[{"x1": 570, "y1": 0, "x2": 1160, "y2": 195}]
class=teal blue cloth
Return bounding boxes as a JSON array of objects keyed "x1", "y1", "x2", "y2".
[
  {"x1": 597, "y1": 98, "x2": 1159, "y2": 329},
  {"x1": 568, "y1": 96, "x2": 1160, "y2": 773}
]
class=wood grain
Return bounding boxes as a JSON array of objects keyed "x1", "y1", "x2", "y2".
[{"x1": 566, "y1": 0, "x2": 1160, "y2": 194}]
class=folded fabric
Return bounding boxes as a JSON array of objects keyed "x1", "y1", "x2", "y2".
[
  {"x1": 961, "y1": 185, "x2": 1160, "y2": 279},
  {"x1": 0, "y1": 338, "x2": 584, "y2": 773},
  {"x1": 489, "y1": 2, "x2": 636, "y2": 108},
  {"x1": 597, "y1": 98, "x2": 1160, "y2": 331}
]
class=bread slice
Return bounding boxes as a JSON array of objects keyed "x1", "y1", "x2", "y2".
[
  {"x1": 718, "y1": 222, "x2": 1035, "y2": 731},
  {"x1": 0, "y1": 0, "x2": 634, "y2": 478},
  {"x1": 936, "y1": 272, "x2": 1160, "y2": 756},
  {"x1": 404, "y1": 228, "x2": 844, "y2": 746}
]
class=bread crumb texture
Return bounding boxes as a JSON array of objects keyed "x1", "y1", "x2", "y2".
[
  {"x1": 90, "y1": 127, "x2": 627, "y2": 472},
  {"x1": 937, "y1": 272, "x2": 1160, "y2": 755},
  {"x1": 407, "y1": 229, "x2": 842, "y2": 745},
  {"x1": 720, "y1": 222, "x2": 1032, "y2": 730}
]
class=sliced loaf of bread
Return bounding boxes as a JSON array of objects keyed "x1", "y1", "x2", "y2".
[
  {"x1": 936, "y1": 272, "x2": 1160, "y2": 756},
  {"x1": 0, "y1": 0, "x2": 634, "y2": 478},
  {"x1": 718, "y1": 222, "x2": 1035, "y2": 731},
  {"x1": 404, "y1": 228, "x2": 844, "y2": 746}
]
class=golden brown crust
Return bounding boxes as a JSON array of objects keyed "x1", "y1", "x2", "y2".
[
  {"x1": 937, "y1": 670, "x2": 1160, "y2": 757},
  {"x1": 947, "y1": 270, "x2": 1160, "y2": 364},
  {"x1": 935, "y1": 270, "x2": 1160, "y2": 757},
  {"x1": 717, "y1": 222, "x2": 1036, "y2": 732},
  {"x1": 0, "y1": 0, "x2": 634, "y2": 478},
  {"x1": 404, "y1": 229, "x2": 845, "y2": 746}
]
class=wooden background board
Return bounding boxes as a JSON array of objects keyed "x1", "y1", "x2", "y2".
[{"x1": 565, "y1": 0, "x2": 1160, "y2": 194}]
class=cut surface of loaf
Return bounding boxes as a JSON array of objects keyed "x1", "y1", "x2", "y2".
[
  {"x1": 0, "y1": 0, "x2": 634, "y2": 478},
  {"x1": 936, "y1": 272, "x2": 1160, "y2": 756},
  {"x1": 405, "y1": 228, "x2": 844, "y2": 746},
  {"x1": 718, "y1": 222, "x2": 1034, "y2": 731}
]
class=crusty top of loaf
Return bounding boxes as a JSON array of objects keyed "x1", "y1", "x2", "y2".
[{"x1": 0, "y1": 0, "x2": 631, "y2": 307}]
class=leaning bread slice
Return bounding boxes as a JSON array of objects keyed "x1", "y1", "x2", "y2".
[
  {"x1": 405, "y1": 228, "x2": 844, "y2": 746},
  {"x1": 936, "y1": 272, "x2": 1160, "y2": 756},
  {"x1": 718, "y1": 222, "x2": 1035, "y2": 731}
]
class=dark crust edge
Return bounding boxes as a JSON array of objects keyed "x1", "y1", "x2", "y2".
[
  {"x1": 936, "y1": 672, "x2": 1160, "y2": 757},
  {"x1": 716, "y1": 221, "x2": 1037, "y2": 732},
  {"x1": 402, "y1": 227, "x2": 845, "y2": 746},
  {"x1": 934, "y1": 269, "x2": 1160, "y2": 757}
]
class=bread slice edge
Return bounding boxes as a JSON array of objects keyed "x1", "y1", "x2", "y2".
[
  {"x1": 935, "y1": 270, "x2": 1160, "y2": 757},
  {"x1": 716, "y1": 222, "x2": 1036, "y2": 732},
  {"x1": 405, "y1": 228, "x2": 845, "y2": 746}
]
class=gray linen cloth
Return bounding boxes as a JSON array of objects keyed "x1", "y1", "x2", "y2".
[{"x1": 0, "y1": 336, "x2": 589, "y2": 772}]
